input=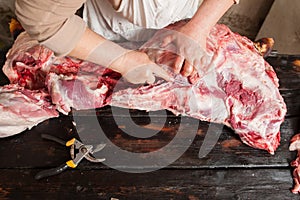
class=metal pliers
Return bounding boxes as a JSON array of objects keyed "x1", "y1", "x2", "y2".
[{"x1": 35, "y1": 134, "x2": 105, "y2": 180}]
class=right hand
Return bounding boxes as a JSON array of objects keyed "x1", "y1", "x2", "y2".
[
  {"x1": 159, "y1": 26, "x2": 209, "y2": 78},
  {"x1": 111, "y1": 51, "x2": 173, "y2": 84}
]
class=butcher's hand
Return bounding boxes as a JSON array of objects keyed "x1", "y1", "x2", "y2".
[
  {"x1": 85, "y1": 39, "x2": 172, "y2": 84},
  {"x1": 160, "y1": 25, "x2": 209, "y2": 78},
  {"x1": 111, "y1": 50, "x2": 173, "y2": 84}
]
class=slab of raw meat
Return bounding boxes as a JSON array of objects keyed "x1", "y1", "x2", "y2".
[
  {"x1": 289, "y1": 133, "x2": 300, "y2": 194},
  {"x1": 2, "y1": 22, "x2": 287, "y2": 154},
  {"x1": 0, "y1": 84, "x2": 58, "y2": 137}
]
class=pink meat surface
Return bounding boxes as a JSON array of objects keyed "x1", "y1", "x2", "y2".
[
  {"x1": 0, "y1": 84, "x2": 58, "y2": 137},
  {"x1": 289, "y1": 133, "x2": 300, "y2": 194},
  {"x1": 2, "y1": 22, "x2": 286, "y2": 153}
]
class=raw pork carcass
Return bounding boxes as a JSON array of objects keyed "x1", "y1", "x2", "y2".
[
  {"x1": 0, "y1": 84, "x2": 58, "y2": 137},
  {"x1": 2, "y1": 22, "x2": 286, "y2": 154}
]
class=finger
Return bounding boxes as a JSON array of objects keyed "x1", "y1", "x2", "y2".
[
  {"x1": 173, "y1": 56, "x2": 184, "y2": 74},
  {"x1": 188, "y1": 67, "x2": 200, "y2": 83},
  {"x1": 181, "y1": 61, "x2": 194, "y2": 77},
  {"x1": 123, "y1": 73, "x2": 144, "y2": 84},
  {"x1": 190, "y1": 67, "x2": 198, "y2": 78},
  {"x1": 122, "y1": 67, "x2": 149, "y2": 84},
  {"x1": 151, "y1": 64, "x2": 173, "y2": 82},
  {"x1": 188, "y1": 74, "x2": 199, "y2": 84},
  {"x1": 146, "y1": 73, "x2": 156, "y2": 84}
]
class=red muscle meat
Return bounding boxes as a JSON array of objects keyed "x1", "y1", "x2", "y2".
[{"x1": 1, "y1": 22, "x2": 286, "y2": 154}]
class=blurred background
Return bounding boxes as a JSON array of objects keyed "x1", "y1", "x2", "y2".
[
  {"x1": 220, "y1": 0, "x2": 300, "y2": 55},
  {"x1": 0, "y1": 0, "x2": 15, "y2": 56}
]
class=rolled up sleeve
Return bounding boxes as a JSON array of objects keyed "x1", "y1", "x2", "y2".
[{"x1": 15, "y1": 0, "x2": 87, "y2": 56}]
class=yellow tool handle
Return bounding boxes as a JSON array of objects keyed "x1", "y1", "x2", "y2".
[
  {"x1": 66, "y1": 160, "x2": 77, "y2": 168},
  {"x1": 66, "y1": 138, "x2": 76, "y2": 147}
]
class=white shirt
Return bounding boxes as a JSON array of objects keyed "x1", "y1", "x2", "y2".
[{"x1": 83, "y1": 0, "x2": 203, "y2": 42}]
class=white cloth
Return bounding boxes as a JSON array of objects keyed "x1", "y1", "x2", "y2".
[{"x1": 83, "y1": 0, "x2": 202, "y2": 42}]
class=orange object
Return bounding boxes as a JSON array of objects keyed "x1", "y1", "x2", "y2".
[{"x1": 9, "y1": 18, "x2": 24, "y2": 39}]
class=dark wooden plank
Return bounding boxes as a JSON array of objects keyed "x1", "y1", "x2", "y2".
[
  {"x1": 267, "y1": 55, "x2": 300, "y2": 91},
  {"x1": 78, "y1": 115, "x2": 300, "y2": 169},
  {"x1": 0, "y1": 168, "x2": 298, "y2": 200},
  {"x1": 0, "y1": 114, "x2": 298, "y2": 169},
  {"x1": 265, "y1": 55, "x2": 300, "y2": 117},
  {"x1": 0, "y1": 115, "x2": 75, "y2": 168}
]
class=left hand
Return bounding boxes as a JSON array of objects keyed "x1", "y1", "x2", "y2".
[{"x1": 160, "y1": 24, "x2": 209, "y2": 78}]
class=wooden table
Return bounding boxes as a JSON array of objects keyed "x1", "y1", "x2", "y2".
[{"x1": 0, "y1": 53, "x2": 299, "y2": 199}]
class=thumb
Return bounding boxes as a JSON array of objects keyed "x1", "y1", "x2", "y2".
[{"x1": 145, "y1": 73, "x2": 156, "y2": 84}]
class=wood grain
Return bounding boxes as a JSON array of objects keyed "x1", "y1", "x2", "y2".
[{"x1": 0, "y1": 169, "x2": 298, "y2": 200}]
